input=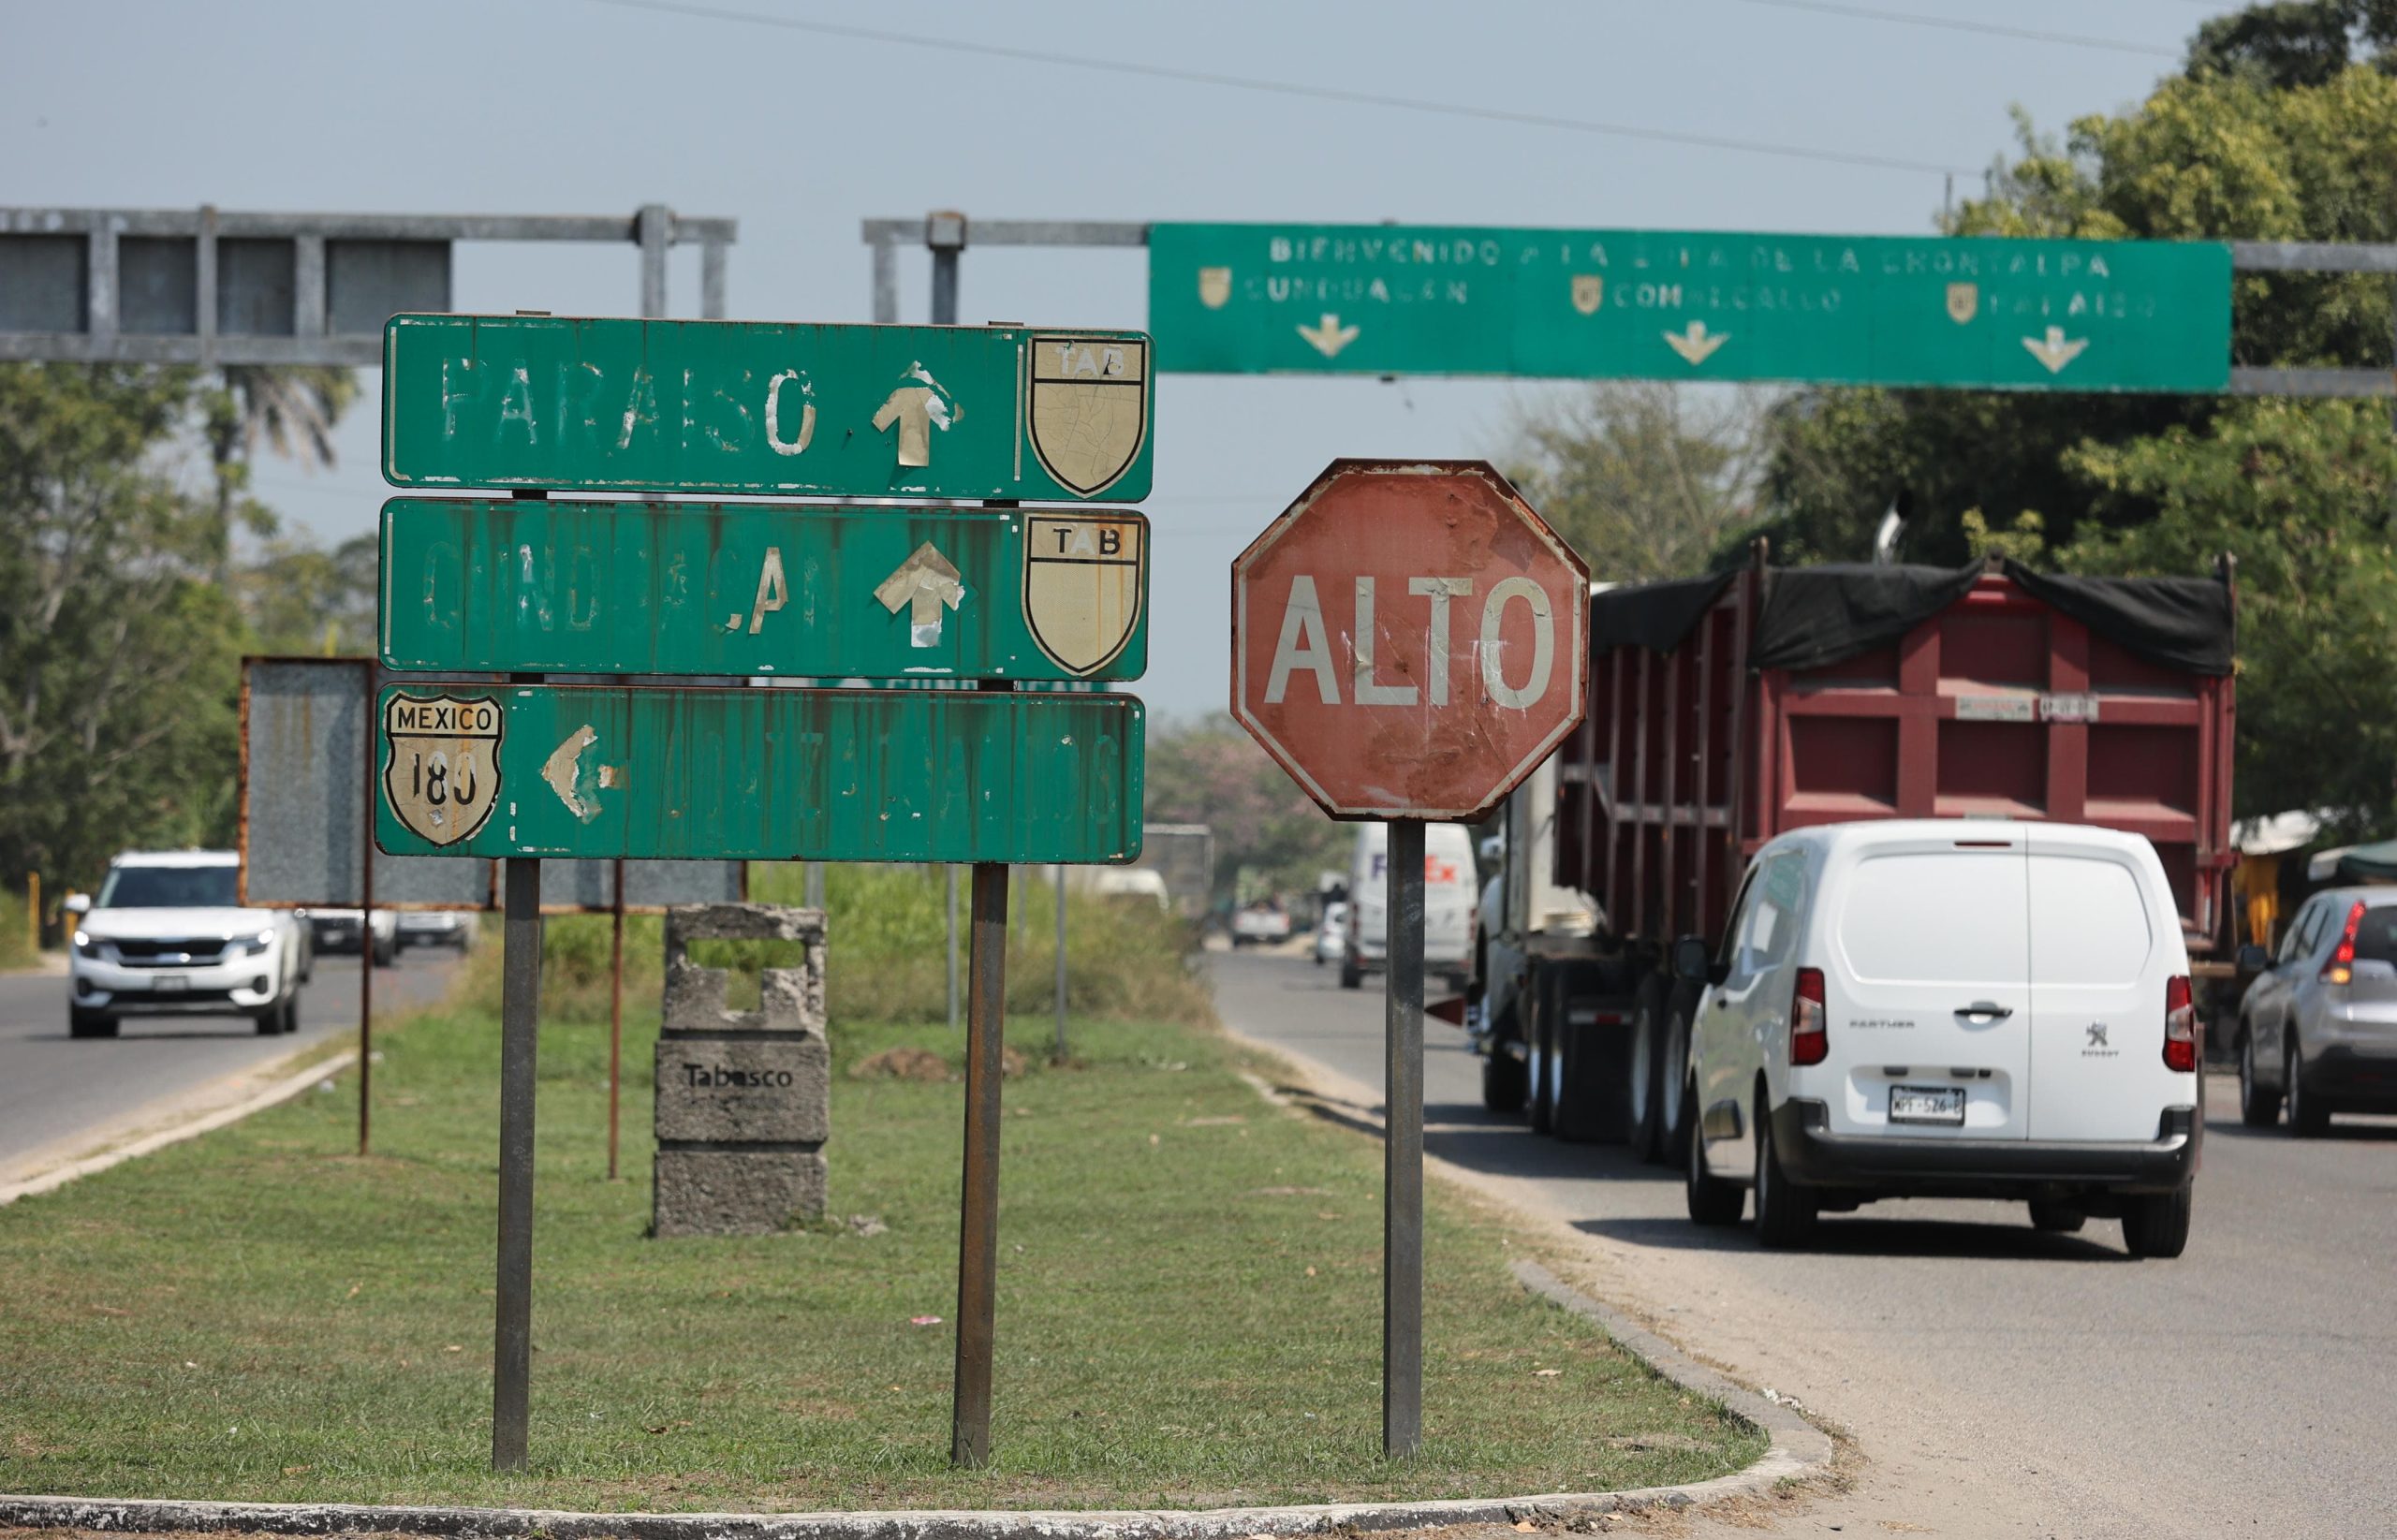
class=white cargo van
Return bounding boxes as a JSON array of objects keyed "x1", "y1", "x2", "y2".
[
  {"x1": 1342, "y1": 822, "x2": 1478, "y2": 992},
  {"x1": 1681, "y1": 820, "x2": 2199, "y2": 1257}
]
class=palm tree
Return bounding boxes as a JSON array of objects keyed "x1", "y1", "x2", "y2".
[{"x1": 201, "y1": 364, "x2": 360, "y2": 576}]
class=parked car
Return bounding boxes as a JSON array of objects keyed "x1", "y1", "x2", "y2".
[
  {"x1": 2233, "y1": 887, "x2": 2397, "y2": 1136},
  {"x1": 398, "y1": 909, "x2": 478, "y2": 951},
  {"x1": 1230, "y1": 900, "x2": 1292, "y2": 948},
  {"x1": 65, "y1": 851, "x2": 307, "y2": 1039},
  {"x1": 311, "y1": 906, "x2": 399, "y2": 965},
  {"x1": 1684, "y1": 820, "x2": 2199, "y2": 1258},
  {"x1": 1315, "y1": 902, "x2": 1349, "y2": 966}
]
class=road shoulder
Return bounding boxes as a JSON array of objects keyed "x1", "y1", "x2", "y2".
[{"x1": 0, "y1": 1040, "x2": 355, "y2": 1204}]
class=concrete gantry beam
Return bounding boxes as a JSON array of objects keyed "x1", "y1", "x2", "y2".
[{"x1": 0, "y1": 205, "x2": 738, "y2": 365}]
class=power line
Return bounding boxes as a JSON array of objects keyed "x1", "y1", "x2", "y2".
[
  {"x1": 1721, "y1": 0, "x2": 2182, "y2": 56},
  {"x1": 578, "y1": 0, "x2": 1976, "y2": 179}
]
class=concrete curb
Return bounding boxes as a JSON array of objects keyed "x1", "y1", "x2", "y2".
[{"x1": 0, "y1": 1049, "x2": 357, "y2": 1207}]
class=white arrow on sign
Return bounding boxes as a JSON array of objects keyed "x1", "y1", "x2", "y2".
[
  {"x1": 1662, "y1": 321, "x2": 1730, "y2": 366},
  {"x1": 1297, "y1": 314, "x2": 1360, "y2": 359},
  {"x1": 540, "y1": 723, "x2": 616, "y2": 824},
  {"x1": 875, "y1": 542, "x2": 966, "y2": 647},
  {"x1": 2022, "y1": 326, "x2": 2090, "y2": 374}
]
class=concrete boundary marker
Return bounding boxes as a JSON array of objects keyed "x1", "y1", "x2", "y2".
[{"x1": 0, "y1": 1049, "x2": 358, "y2": 1207}]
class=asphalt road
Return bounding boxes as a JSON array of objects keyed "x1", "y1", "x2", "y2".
[
  {"x1": 0, "y1": 945, "x2": 461, "y2": 1174},
  {"x1": 1213, "y1": 949, "x2": 2397, "y2": 1540}
]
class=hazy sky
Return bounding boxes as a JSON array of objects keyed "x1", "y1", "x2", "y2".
[{"x1": 5, "y1": 0, "x2": 2228, "y2": 719}]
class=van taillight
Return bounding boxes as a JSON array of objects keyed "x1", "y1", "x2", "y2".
[
  {"x1": 1791, "y1": 967, "x2": 1829, "y2": 1067},
  {"x1": 2320, "y1": 901, "x2": 2367, "y2": 986},
  {"x1": 2163, "y1": 975, "x2": 2198, "y2": 1074}
]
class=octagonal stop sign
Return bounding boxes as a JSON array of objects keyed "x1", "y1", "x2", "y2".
[{"x1": 1232, "y1": 460, "x2": 1590, "y2": 822}]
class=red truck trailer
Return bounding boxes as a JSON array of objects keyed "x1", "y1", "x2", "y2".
[{"x1": 1475, "y1": 549, "x2": 2237, "y2": 1159}]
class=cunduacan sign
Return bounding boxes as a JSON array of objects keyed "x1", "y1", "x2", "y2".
[{"x1": 379, "y1": 499, "x2": 1148, "y2": 682}]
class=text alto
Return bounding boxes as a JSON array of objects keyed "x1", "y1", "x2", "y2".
[{"x1": 1263, "y1": 575, "x2": 1556, "y2": 710}]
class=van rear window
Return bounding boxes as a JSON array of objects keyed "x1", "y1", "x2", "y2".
[
  {"x1": 1837, "y1": 852, "x2": 2027, "y2": 985},
  {"x1": 2028, "y1": 856, "x2": 2153, "y2": 986}
]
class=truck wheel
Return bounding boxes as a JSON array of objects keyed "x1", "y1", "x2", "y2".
[
  {"x1": 2122, "y1": 1184, "x2": 2192, "y2": 1259},
  {"x1": 255, "y1": 1006, "x2": 283, "y2": 1036},
  {"x1": 1481, "y1": 1036, "x2": 1527, "y2": 1115},
  {"x1": 1625, "y1": 974, "x2": 1668, "y2": 1162},
  {"x1": 1649, "y1": 986, "x2": 1696, "y2": 1167},
  {"x1": 2238, "y1": 1029, "x2": 2280, "y2": 1128},
  {"x1": 1529, "y1": 996, "x2": 1555, "y2": 1135},
  {"x1": 1684, "y1": 1083, "x2": 1743, "y2": 1226},
  {"x1": 374, "y1": 935, "x2": 397, "y2": 968},
  {"x1": 68, "y1": 1007, "x2": 118, "y2": 1040},
  {"x1": 2284, "y1": 1034, "x2": 2329, "y2": 1137},
  {"x1": 2027, "y1": 1201, "x2": 2085, "y2": 1233},
  {"x1": 1752, "y1": 1095, "x2": 1818, "y2": 1249},
  {"x1": 1339, "y1": 957, "x2": 1361, "y2": 990},
  {"x1": 283, "y1": 991, "x2": 301, "y2": 1034}
]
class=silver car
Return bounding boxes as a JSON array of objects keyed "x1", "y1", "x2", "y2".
[{"x1": 2235, "y1": 887, "x2": 2397, "y2": 1135}]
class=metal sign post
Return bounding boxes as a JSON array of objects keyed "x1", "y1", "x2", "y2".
[
  {"x1": 952, "y1": 683, "x2": 1014, "y2": 1469},
  {"x1": 609, "y1": 856, "x2": 627, "y2": 1182},
  {"x1": 1382, "y1": 818, "x2": 1426, "y2": 1458},
  {"x1": 1054, "y1": 867, "x2": 1068, "y2": 1063},
  {"x1": 359, "y1": 673, "x2": 377, "y2": 1159},
  {"x1": 493, "y1": 846, "x2": 541, "y2": 1472}
]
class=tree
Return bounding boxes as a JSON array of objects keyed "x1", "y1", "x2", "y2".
[
  {"x1": 1142, "y1": 714, "x2": 1347, "y2": 902},
  {"x1": 0, "y1": 365, "x2": 248, "y2": 888},
  {"x1": 1498, "y1": 382, "x2": 1769, "y2": 581},
  {"x1": 241, "y1": 532, "x2": 378, "y2": 656},
  {"x1": 1750, "y1": 1, "x2": 2397, "y2": 826},
  {"x1": 2066, "y1": 400, "x2": 2397, "y2": 829},
  {"x1": 199, "y1": 364, "x2": 360, "y2": 575}
]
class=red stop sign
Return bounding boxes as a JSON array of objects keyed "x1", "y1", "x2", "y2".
[{"x1": 1232, "y1": 460, "x2": 1590, "y2": 822}]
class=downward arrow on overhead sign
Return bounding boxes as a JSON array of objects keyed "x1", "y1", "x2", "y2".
[
  {"x1": 1297, "y1": 314, "x2": 1360, "y2": 359},
  {"x1": 875, "y1": 542, "x2": 966, "y2": 647},
  {"x1": 2022, "y1": 326, "x2": 2090, "y2": 374}
]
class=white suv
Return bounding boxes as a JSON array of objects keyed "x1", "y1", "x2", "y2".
[
  {"x1": 66, "y1": 851, "x2": 305, "y2": 1039},
  {"x1": 1682, "y1": 820, "x2": 2198, "y2": 1258}
]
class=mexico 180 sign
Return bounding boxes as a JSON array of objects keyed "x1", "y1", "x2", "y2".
[{"x1": 1231, "y1": 460, "x2": 1589, "y2": 821}]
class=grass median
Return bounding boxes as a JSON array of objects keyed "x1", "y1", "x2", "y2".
[{"x1": 0, "y1": 951, "x2": 1759, "y2": 1511}]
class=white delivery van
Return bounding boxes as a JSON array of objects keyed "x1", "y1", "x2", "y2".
[
  {"x1": 1681, "y1": 820, "x2": 2199, "y2": 1258},
  {"x1": 1343, "y1": 822, "x2": 1478, "y2": 993}
]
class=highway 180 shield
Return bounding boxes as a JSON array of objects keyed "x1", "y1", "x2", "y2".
[
  {"x1": 1023, "y1": 513, "x2": 1146, "y2": 676},
  {"x1": 1027, "y1": 334, "x2": 1149, "y2": 497},
  {"x1": 382, "y1": 691, "x2": 503, "y2": 846}
]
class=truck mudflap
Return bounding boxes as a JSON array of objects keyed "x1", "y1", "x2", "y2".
[{"x1": 1770, "y1": 1099, "x2": 2199, "y2": 1197}]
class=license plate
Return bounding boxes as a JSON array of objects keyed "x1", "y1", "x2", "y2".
[
  {"x1": 151, "y1": 975, "x2": 189, "y2": 993},
  {"x1": 1890, "y1": 1084, "x2": 1965, "y2": 1125}
]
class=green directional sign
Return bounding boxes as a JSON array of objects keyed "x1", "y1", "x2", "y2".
[
  {"x1": 373, "y1": 684, "x2": 1142, "y2": 863},
  {"x1": 382, "y1": 314, "x2": 1154, "y2": 501},
  {"x1": 1149, "y1": 223, "x2": 2231, "y2": 393},
  {"x1": 380, "y1": 499, "x2": 1148, "y2": 682}
]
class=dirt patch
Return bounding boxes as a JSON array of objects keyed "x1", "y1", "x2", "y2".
[
  {"x1": 852, "y1": 1047, "x2": 1035, "y2": 1080},
  {"x1": 851, "y1": 1048, "x2": 951, "y2": 1082}
]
